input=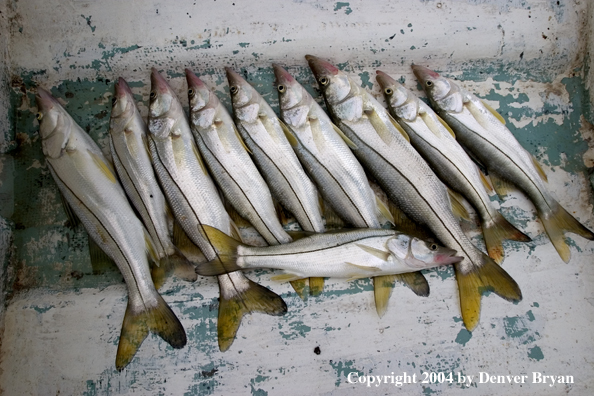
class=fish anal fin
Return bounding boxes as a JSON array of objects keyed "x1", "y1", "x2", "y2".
[
  {"x1": 272, "y1": 273, "x2": 301, "y2": 282},
  {"x1": 489, "y1": 173, "x2": 515, "y2": 198},
  {"x1": 373, "y1": 275, "x2": 396, "y2": 318},
  {"x1": 89, "y1": 150, "x2": 117, "y2": 183},
  {"x1": 332, "y1": 122, "x2": 358, "y2": 149},
  {"x1": 59, "y1": 191, "x2": 80, "y2": 228},
  {"x1": 116, "y1": 295, "x2": 186, "y2": 370},
  {"x1": 88, "y1": 237, "x2": 118, "y2": 275},
  {"x1": 479, "y1": 170, "x2": 494, "y2": 193},
  {"x1": 447, "y1": 188, "x2": 471, "y2": 221},
  {"x1": 355, "y1": 243, "x2": 390, "y2": 261},
  {"x1": 531, "y1": 155, "x2": 548, "y2": 182},
  {"x1": 144, "y1": 229, "x2": 160, "y2": 265},
  {"x1": 481, "y1": 100, "x2": 506, "y2": 125},
  {"x1": 217, "y1": 275, "x2": 287, "y2": 351},
  {"x1": 229, "y1": 220, "x2": 244, "y2": 243},
  {"x1": 395, "y1": 271, "x2": 430, "y2": 297},
  {"x1": 289, "y1": 279, "x2": 308, "y2": 299}
]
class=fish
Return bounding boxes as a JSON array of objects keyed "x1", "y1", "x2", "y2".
[
  {"x1": 147, "y1": 69, "x2": 286, "y2": 351},
  {"x1": 376, "y1": 70, "x2": 530, "y2": 264},
  {"x1": 108, "y1": 77, "x2": 196, "y2": 285},
  {"x1": 197, "y1": 226, "x2": 463, "y2": 280},
  {"x1": 226, "y1": 67, "x2": 326, "y2": 296},
  {"x1": 306, "y1": 55, "x2": 522, "y2": 330},
  {"x1": 185, "y1": 69, "x2": 292, "y2": 246},
  {"x1": 273, "y1": 63, "x2": 389, "y2": 229},
  {"x1": 412, "y1": 65, "x2": 594, "y2": 263},
  {"x1": 36, "y1": 87, "x2": 186, "y2": 370}
]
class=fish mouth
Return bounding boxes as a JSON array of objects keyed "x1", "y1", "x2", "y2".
[
  {"x1": 305, "y1": 55, "x2": 339, "y2": 78},
  {"x1": 185, "y1": 68, "x2": 206, "y2": 90},
  {"x1": 375, "y1": 70, "x2": 396, "y2": 89},
  {"x1": 411, "y1": 65, "x2": 440, "y2": 83},
  {"x1": 224, "y1": 67, "x2": 245, "y2": 88},
  {"x1": 272, "y1": 63, "x2": 295, "y2": 87},
  {"x1": 115, "y1": 77, "x2": 133, "y2": 99},
  {"x1": 435, "y1": 247, "x2": 464, "y2": 265},
  {"x1": 35, "y1": 87, "x2": 58, "y2": 113},
  {"x1": 150, "y1": 68, "x2": 171, "y2": 94}
]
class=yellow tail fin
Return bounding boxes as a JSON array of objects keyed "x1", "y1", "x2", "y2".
[
  {"x1": 455, "y1": 253, "x2": 522, "y2": 331},
  {"x1": 217, "y1": 273, "x2": 287, "y2": 351},
  {"x1": 539, "y1": 205, "x2": 594, "y2": 263},
  {"x1": 482, "y1": 213, "x2": 531, "y2": 264},
  {"x1": 116, "y1": 294, "x2": 186, "y2": 370}
]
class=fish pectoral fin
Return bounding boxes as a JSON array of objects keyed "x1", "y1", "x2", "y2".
[
  {"x1": 447, "y1": 188, "x2": 471, "y2": 221},
  {"x1": 365, "y1": 108, "x2": 394, "y2": 146},
  {"x1": 489, "y1": 172, "x2": 515, "y2": 198},
  {"x1": 355, "y1": 243, "x2": 390, "y2": 261},
  {"x1": 279, "y1": 119, "x2": 299, "y2": 148},
  {"x1": 419, "y1": 112, "x2": 442, "y2": 138},
  {"x1": 481, "y1": 100, "x2": 506, "y2": 125},
  {"x1": 387, "y1": 113, "x2": 410, "y2": 143},
  {"x1": 346, "y1": 262, "x2": 382, "y2": 272},
  {"x1": 233, "y1": 125, "x2": 252, "y2": 154},
  {"x1": 331, "y1": 122, "x2": 358, "y2": 149},
  {"x1": 116, "y1": 294, "x2": 186, "y2": 371},
  {"x1": 88, "y1": 150, "x2": 118, "y2": 183},
  {"x1": 271, "y1": 273, "x2": 302, "y2": 282},
  {"x1": 373, "y1": 275, "x2": 397, "y2": 318},
  {"x1": 375, "y1": 195, "x2": 395, "y2": 225},
  {"x1": 437, "y1": 114, "x2": 456, "y2": 138},
  {"x1": 531, "y1": 155, "x2": 548, "y2": 182},
  {"x1": 218, "y1": 275, "x2": 287, "y2": 352}
]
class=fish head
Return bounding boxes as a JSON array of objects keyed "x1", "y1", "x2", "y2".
[
  {"x1": 376, "y1": 70, "x2": 419, "y2": 121},
  {"x1": 305, "y1": 55, "x2": 351, "y2": 106},
  {"x1": 109, "y1": 77, "x2": 135, "y2": 132},
  {"x1": 273, "y1": 63, "x2": 311, "y2": 128},
  {"x1": 36, "y1": 87, "x2": 71, "y2": 159},
  {"x1": 412, "y1": 65, "x2": 451, "y2": 101},
  {"x1": 225, "y1": 67, "x2": 261, "y2": 122},
  {"x1": 149, "y1": 68, "x2": 175, "y2": 119},
  {"x1": 387, "y1": 234, "x2": 463, "y2": 269},
  {"x1": 186, "y1": 69, "x2": 218, "y2": 128}
]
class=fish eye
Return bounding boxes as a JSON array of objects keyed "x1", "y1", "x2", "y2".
[
  {"x1": 111, "y1": 97, "x2": 117, "y2": 106},
  {"x1": 188, "y1": 89, "x2": 194, "y2": 97},
  {"x1": 430, "y1": 244, "x2": 438, "y2": 251},
  {"x1": 230, "y1": 86, "x2": 239, "y2": 95},
  {"x1": 150, "y1": 91, "x2": 157, "y2": 100},
  {"x1": 426, "y1": 81, "x2": 433, "y2": 87},
  {"x1": 384, "y1": 88, "x2": 393, "y2": 95},
  {"x1": 319, "y1": 77, "x2": 329, "y2": 86},
  {"x1": 36, "y1": 112, "x2": 43, "y2": 121},
  {"x1": 277, "y1": 84, "x2": 285, "y2": 93}
]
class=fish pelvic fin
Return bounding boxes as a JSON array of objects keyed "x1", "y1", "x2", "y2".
[
  {"x1": 455, "y1": 253, "x2": 522, "y2": 331},
  {"x1": 373, "y1": 275, "x2": 396, "y2": 318},
  {"x1": 539, "y1": 205, "x2": 594, "y2": 263},
  {"x1": 482, "y1": 214, "x2": 531, "y2": 264},
  {"x1": 116, "y1": 295, "x2": 186, "y2": 370},
  {"x1": 218, "y1": 275, "x2": 287, "y2": 351},
  {"x1": 395, "y1": 271, "x2": 430, "y2": 297},
  {"x1": 309, "y1": 277, "x2": 325, "y2": 296}
]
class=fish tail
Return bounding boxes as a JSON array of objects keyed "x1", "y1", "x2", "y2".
[
  {"x1": 455, "y1": 252, "x2": 522, "y2": 331},
  {"x1": 539, "y1": 205, "x2": 594, "y2": 263},
  {"x1": 195, "y1": 225, "x2": 243, "y2": 276},
  {"x1": 150, "y1": 252, "x2": 197, "y2": 290},
  {"x1": 116, "y1": 295, "x2": 187, "y2": 370},
  {"x1": 218, "y1": 275, "x2": 287, "y2": 351},
  {"x1": 482, "y1": 213, "x2": 531, "y2": 264}
]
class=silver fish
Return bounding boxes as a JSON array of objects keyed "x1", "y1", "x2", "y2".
[
  {"x1": 225, "y1": 67, "x2": 325, "y2": 233},
  {"x1": 376, "y1": 71, "x2": 530, "y2": 264},
  {"x1": 413, "y1": 65, "x2": 594, "y2": 263},
  {"x1": 185, "y1": 69, "x2": 291, "y2": 246},
  {"x1": 307, "y1": 56, "x2": 522, "y2": 331},
  {"x1": 147, "y1": 69, "x2": 286, "y2": 351},
  {"x1": 36, "y1": 87, "x2": 186, "y2": 370},
  {"x1": 197, "y1": 226, "x2": 462, "y2": 280},
  {"x1": 273, "y1": 64, "x2": 386, "y2": 229}
]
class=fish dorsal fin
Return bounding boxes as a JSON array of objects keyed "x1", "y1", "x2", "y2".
[
  {"x1": 531, "y1": 155, "x2": 548, "y2": 182},
  {"x1": 331, "y1": 122, "x2": 358, "y2": 149},
  {"x1": 88, "y1": 150, "x2": 117, "y2": 183},
  {"x1": 387, "y1": 113, "x2": 410, "y2": 142},
  {"x1": 88, "y1": 236, "x2": 118, "y2": 275},
  {"x1": 489, "y1": 172, "x2": 515, "y2": 198},
  {"x1": 233, "y1": 125, "x2": 252, "y2": 154},
  {"x1": 375, "y1": 195, "x2": 395, "y2": 225},
  {"x1": 365, "y1": 108, "x2": 394, "y2": 146},
  {"x1": 59, "y1": 191, "x2": 80, "y2": 228},
  {"x1": 419, "y1": 112, "x2": 442, "y2": 138},
  {"x1": 271, "y1": 273, "x2": 301, "y2": 282},
  {"x1": 479, "y1": 170, "x2": 494, "y2": 193},
  {"x1": 437, "y1": 114, "x2": 456, "y2": 138},
  {"x1": 481, "y1": 100, "x2": 506, "y2": 125},
  {"x1": 279, "y1": 119, "x2": 299, "y2": 148},
  {"x1": 395, "y1": 272, "x2": 430, "y2": 297},
  {"x1": 191, "y1": 142, "x2": 209, "y2": 176},
  {"x1": 144, "y1": 229, "x2": 160, "y2": 265},
  {"x1": 355, "y1": 243, "x2": 390, "y2": 261},
  {"x1": 373, "y1": 275, "x2": 396, "y2": 317},
  {"x1": 447, "y1": 188, "x2": 471, "y2": 221}
]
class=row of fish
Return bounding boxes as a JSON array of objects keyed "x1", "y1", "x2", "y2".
[{"x1": 34, "y1": 55, "x2": 594, "y2": 370}]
